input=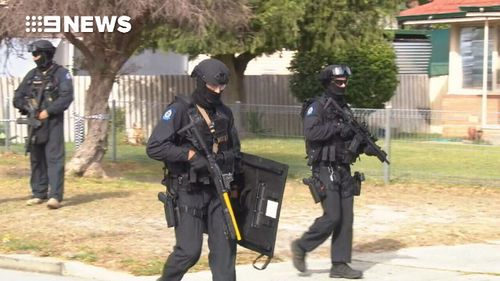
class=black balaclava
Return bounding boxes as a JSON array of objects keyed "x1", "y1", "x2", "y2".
[
  {"x1": 319, "y1": 64, "x2": 351, "y2": 105},
  {"x1": 191, "y1": 59, "x2": 229, "y2": 110},
  {"x1": 325, "y1": 77, "x2": 348, "y2": 97},
  {"x1": 29, "y1": 40, "x2": 56, "y2": 72},
  {"x1": 192, "y1": 78, "x2": 223, "y2": 109},
  {"x1": 33, "y1": 51, "x2": 54, "y2": 71}
]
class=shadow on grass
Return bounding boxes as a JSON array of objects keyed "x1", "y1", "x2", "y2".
[
  {"x1": 354, "y1": 238, "x2": 406, "y2": 252},
  {"x1": 63, "y1": 191, "x2": 131, "y2": 207},
  {"x1": 0, "y1": 195, "x2": 29, "y2": 205}
]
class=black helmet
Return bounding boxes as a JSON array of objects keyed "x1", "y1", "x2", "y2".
[
  {"x1": 191, "y1": 58, "x2": 230, "y2": 86},
  {"x1": 28, "y1": 40, "x2": 56, "y2": 70},
  {"x1": 319, "y1": 64, "x2": 352, "y2": 86},
  {"x1": 27, "y1": 40, "x2": 56, "y2": 54}
]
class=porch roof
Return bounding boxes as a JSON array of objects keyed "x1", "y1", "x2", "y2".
[{"x1": 398, "y1": 1, "x2": 500, "y2": 25}]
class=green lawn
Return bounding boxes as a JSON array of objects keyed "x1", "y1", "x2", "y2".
[
  {"x1": 2, "y1": 138, "x2": 499, "y2": 186},
  {"x1": 241, "y1": 138, "x2": 500, "y2": 186}
]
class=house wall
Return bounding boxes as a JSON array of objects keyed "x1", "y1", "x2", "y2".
[
  {"x1": 188, "y1": 51, "x2": 295, "y2": 75},
  {"x1": 440, "y1": 95, "x2": 500, "y2": 140},
  {"x1": 438, "y1": 23, "x2": 500, "y2": 143},
  {"x1": 429, "y1": 75, "x2": 448, "y2": 110}
]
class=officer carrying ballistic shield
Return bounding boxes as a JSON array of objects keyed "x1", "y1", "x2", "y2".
[{"x1": 147, "y1": 58, "x2": 243, "y2": 281}]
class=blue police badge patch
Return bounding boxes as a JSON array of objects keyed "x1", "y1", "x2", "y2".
[
  {"x1": 65, "y1": 72, "x2": 72, "y2": 80},
  {"x1": 306, "y1": 106, "x2": 314, "y2": 116},
  {"x1": 162, "y1": 108, "x2": 175, "y2": 121}
]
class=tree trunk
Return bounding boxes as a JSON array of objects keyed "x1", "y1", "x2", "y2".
[
  {"x1": 215, "y1": 53, "x2": 255, "y2": 103},
  {"x1": 66, "y1": 74, "x2": 115, "y2": 177}
]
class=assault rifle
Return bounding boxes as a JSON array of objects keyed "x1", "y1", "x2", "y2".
[
  {"x1": 16, "y1": 98, "x2": 42, "y2": 155},
  {"x1": 324, "y1": 97, "x2": 390, "y2": 164},
  {"x1": 178, "y1": 109, "x2": 242, "y2": 241}
]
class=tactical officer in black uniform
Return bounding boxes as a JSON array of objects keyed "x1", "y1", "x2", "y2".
[
  {"x1": 291, "y1": 64, "x2": 379, "y2": 279},
  {"x1": 13, "y1": 40, "x2": 74, "y2": 209},
  {"x1": 147, "y1": 58, "x2": 242, "y2": 281}
]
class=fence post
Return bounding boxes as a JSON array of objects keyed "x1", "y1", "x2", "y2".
[
  {"x1": 383, "y1": 102, "x2": 392, "y2": 185},
  {"x1": 0, "y1": 97, "x2": 10, "y2": 152},
  {"x1": 4, "y1": 97, "x2": 11, "y2": 152},
  {"x1": 233, "y1": 101, "x2": 243, "y2": 137},
  {"x1": 111, "y1": 99, "x2": 117, "y2": 162}
]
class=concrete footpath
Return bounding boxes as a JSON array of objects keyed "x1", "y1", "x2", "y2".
[{"x1": 1, "y1": 241, "x2": 499, "y2": 281}]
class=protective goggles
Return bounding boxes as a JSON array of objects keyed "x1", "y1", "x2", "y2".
[
  {"x1": 330, "y1": 65, "x2": 352, "y2": 77},
  {"x1": 27, "y1": 44, "x2": 39, "y2": 52},
  {"x1": 27, "y1": 44, "x2": 53, "y2": 53}
]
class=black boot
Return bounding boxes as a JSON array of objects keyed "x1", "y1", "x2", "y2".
[
  {"x1": 291, "y1": 239, "x2": 307, "y2": 272},
  {"x1": 330, "y1": 263, "x2": 363, "y2": 279}
]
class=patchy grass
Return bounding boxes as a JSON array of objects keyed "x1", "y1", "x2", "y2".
[
  {"x1": 0, "y1": 138, "x2": 499, "y2": 276},
  {"x1": 73, "y1": 248, "x2": 98, "y2": 263},
  {"x1": 1, "y1": 235, "x2": 45, "y2": 252}
]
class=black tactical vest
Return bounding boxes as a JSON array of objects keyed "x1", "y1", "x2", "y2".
[
  {"x1": 177, "y1": 95, "x2": 234, "y2": 173},
  {"x1": 27, "y1": 65, "x2": 61, "y2": 110},
  {"x1": 304, "y1": 95, "x2": 353, "y2": 166}
]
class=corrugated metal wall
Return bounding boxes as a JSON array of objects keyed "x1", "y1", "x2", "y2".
[{"x1": 393, "y1": 40, "x2": 432, "y2": 74}]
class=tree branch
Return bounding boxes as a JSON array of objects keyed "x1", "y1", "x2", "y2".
[
  {"x1": 235, "y1": 51, "x2": 256, "y2": 74},
  {"x1": 63, "y1": 32, "x2": 95, "y2": 62}
]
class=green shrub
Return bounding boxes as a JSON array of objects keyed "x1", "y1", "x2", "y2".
[
  {"x1": 112, "y1": 107, "x2": 126, "y2": 132},
  {"x1": 289, "y1": 39, "x2": 398, "y2": 108}
]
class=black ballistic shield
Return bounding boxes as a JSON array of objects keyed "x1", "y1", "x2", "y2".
[{"x1": 236, "y1": 152, "x2": 289, "y2": 266}]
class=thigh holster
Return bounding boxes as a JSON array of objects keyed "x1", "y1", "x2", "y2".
[{"x1": 178, "y1": 205, "x2": 207, "y2": 220}]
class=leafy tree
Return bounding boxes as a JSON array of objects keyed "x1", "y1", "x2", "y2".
[
  {"x1": 289, "y1": 40, "x2": 398, "y2": 108},
  {"x1": 290, "y1": 0, "x2": 400, "y2": 108},
  {"x1": 160, "y1": 0, "x2": 304, "y2": 103},
  {"x1": 0, "y1": 0, "x2": 249, "y2": 177}
]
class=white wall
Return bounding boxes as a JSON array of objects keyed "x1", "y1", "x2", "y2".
[
  {"x1": 120, "y1": 49, "x2": 188, "y2": 75},
  {"x1": 188, "y1": 50, "x2": 295, "y2": 75},
  {"x1": 72, "y1": 48, "x2": 188, "y2": 76},
  {"x1": 0, "y1": 38, "x2": 62, "y2": 77}
]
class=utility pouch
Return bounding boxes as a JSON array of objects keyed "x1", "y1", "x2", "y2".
[
  {"x1": 353, "y1": 171, "x2": 365, "y2": 196},
  {"x1": 303, "y1": 176, "x2": 326, "y2": 203},
  {"x1": 33, "y1": 120, "x2": 49, "y2": 144},
  {"x1": 158, "y1": 192, "x2": 179, "y2": 228}
]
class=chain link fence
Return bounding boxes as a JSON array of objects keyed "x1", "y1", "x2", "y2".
[
  {"x1": 2, "y1": 99, "x2": 499, "y2": 186},
  {"x1": 232, "y1": 104, "x2": 500, "y2": 186}
]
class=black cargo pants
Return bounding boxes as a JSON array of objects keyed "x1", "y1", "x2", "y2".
[
  {"x1": 296, "y1": 164, "x2": 354, "y2": 263},
  {"x1": 29, "y1": 116, "x2": 65, "y2": 201},
  {"x1": 158, "y1": 185, "x2": 236, "y2": 281}
]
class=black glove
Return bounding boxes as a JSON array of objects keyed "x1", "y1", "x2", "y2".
[
  {"x1": 189, "y1": 153, "x2": 209, "y2": 173},
  {"x1": 363, "y1": 144, "x2": 380, "y2": 157},
  {"x1": 338, "y1": 122, "x2": 355, "y2": 139}
]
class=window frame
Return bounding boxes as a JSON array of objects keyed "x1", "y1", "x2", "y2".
[{"x1": 449, "y1": 23, "x2": 500, "y2": 95}]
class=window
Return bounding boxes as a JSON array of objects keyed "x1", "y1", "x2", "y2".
[{"x1": 459, "y1": 27, "x2": 493, "y2": 90}]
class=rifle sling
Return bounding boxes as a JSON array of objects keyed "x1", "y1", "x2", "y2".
[{"x1": 195, "y1": 104, "x2": 219, "y2": 154}]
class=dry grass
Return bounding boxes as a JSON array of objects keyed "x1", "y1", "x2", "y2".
[{"x1": 1, "y1": 152, "x2": 499, "y2": 275}]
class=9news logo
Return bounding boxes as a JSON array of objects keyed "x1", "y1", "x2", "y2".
[{"x1": 25, "y1": 15, "x2": 132, "y2": 33}]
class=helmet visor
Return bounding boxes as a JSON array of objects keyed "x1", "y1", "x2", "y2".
[
  {"x1": 331, "y1": 65, "x2": 352, "y2": 76},
  {"x1": 27, "y1": 44, "x2": 38, "y2": 52}
]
